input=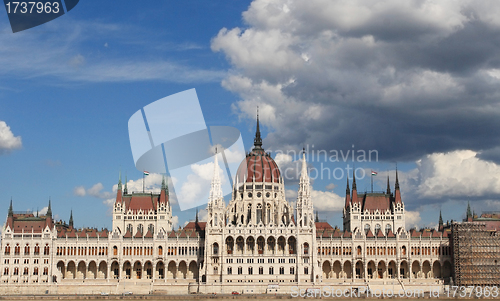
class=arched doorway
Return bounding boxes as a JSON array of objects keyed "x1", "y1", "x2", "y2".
[
  {"x1": 412, "y1": 261, "x2": 421, "y2": 279},
  {"x1": 156, "y1": 261, "x2": 165, "y2": 279},
  {"x1": 67, "y1": 261, "x2": 76, "y2": 279},
  {"x1": 343, "y1": 261, "x2": 352, "y2": 279},
  {"x1": 322, "y1": 261, "x2": 331, "y2": 279},
  {"x1": 442, "y1": 261, "x2": 452, "y2": 280},
  {"x1": 168, "y1": 261, "x2": 176, "y2": 279},
  {"x1": 111, "y1": 261, "x2": 119, "y2": 279},
  {"x1": 57, "y1": 261, "x2": 65, "y2": 279},
  {"x1": 188, "y1": 261, "x2": 198, "y2": 280},
  {"x1": 355, "y1": 261, "x2": 363, "y2": 279},
  {"x1": 333, "y1": 261, "x2": 342, "y2": 279},
  {"x1": 98, "y1": 261, "x2": 107, "y2": 279},
  {"x1": 422, "y1": 261, "x2": 431, "y2": 279},
  {"x1": 388, "y1": 261, "x2": 397, "y2": 279},
  {"x1": 400, "y1": 261, "x2": 408, "y2": 279},
  {"x1": 123, "y1": 261, "x2": 131, "y2": 279},
  {"x1": 88, "y1": 261, "x2": 97, "y2": 279},
  {"x1": 377, "y1": 261, "x2": 386, "y2": 279},
  {"x1": 133, "y1": 261, "x2": 142, "y2": 279},
  {"x1": 144, "y1": 261, "x2": 153, "y2": 279},
  {"x1": 178, "y1": 261, "x2": 187, "y2": 279},
  {"x1": 432, "y1": 261, "x2": 441, "y2": 279},
  {"x1": 367, "y1": 261, "x2": 376, "y2": 279}
]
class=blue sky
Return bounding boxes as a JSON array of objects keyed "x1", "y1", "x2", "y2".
[{"x1": 2, "y1": 0, "x2": 500, "y2": 231}]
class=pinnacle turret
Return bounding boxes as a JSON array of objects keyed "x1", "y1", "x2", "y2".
[
  {"x1": 46, "y1": 199, "x2": 52, "y2": 217},
  {"x1": 8, "y1": 199, "x2": 13, "y2": 217},
  {"x1": 69, "y1": 210, "x2": 74, "y2": 228},
  {"x1": 386, "y1": 176, "x2": 391, "y2": 194},
  {"x1": 253, "y1": 108, "x2": 263, "y2": 149}
]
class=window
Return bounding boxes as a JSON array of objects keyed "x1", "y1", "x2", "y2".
[
  {"x1": 14, "y1": 244, "x2": 20, "y2": 255},
  {"x1": 113, "y1": 246, "x2": 118, "y2": 256},
  {"x1": 23, "y1": 267, "x2": 29, "y2": 275},
  {"x1": 227, "y1": 267, "x2": 232, "y2": 275},
  {"x1": 259, "y1": 267, "x2": 263, "y2": 275},
  {"x1": 290, "y1": 267, "x2": 295, "y2": 274},
  {"x1": 304, "y1": 267, "x2": 309, "y2": 274},
  {"x1": 4, "y1": 244, "x2": 10, "y2": 255},
  {"x1": 238, "y1": 267, "x2": 242, "y2": 275},
  {"x1": 213, "y1": 267, "x2": 218, "y2": 275},
  {"x1": 137, "y1": 224, "x2": 143, "y2": 235},
  {"x1": 269, "y1": 267, "x2": 274, "y2": 275},
  {"x1": 279, "y1": 267, "x2": 284, "y2": 275},
  {"x1": 385, "y1": 224, "x2": 392, "y2": 235},
  {"x1": 33, "y1": 267, "x2": 38, "y2": 275},
  {"x1": 248, "y1": 267, "x2": 253, "y2": 275},
  {"x1": 364, "y1": 224, "x2": 371, "y2": 234},
  {"x1": 43, "y1": 267, "x2": 48, "y2": 275},
  {"x1": 148, "y1": 224, "x2": 154, "y2": 234},
  {"x1": 303, "y1": 243, "x2": 309, "y2": 255},
  {"x1": 3, "y1": 268, "x2": 8, "y2": 275},
  {"x1": 13, "y1": 268, "x2": 18, "y2": 275},
  {"x1": 24, "y1": 244, "x2": 30, "y2": 255},
  {"x1": 158, "y1": 246, "x2": 163, "y2": 256},
  {"x1": 213, "y1": 243, "x2": 219, "y2": 255}
]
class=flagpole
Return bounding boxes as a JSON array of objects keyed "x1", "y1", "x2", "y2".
[
  {"x1": 143, "y1": 172, "x2": 145, "y2": 193},
  {"x1": 371, "y1": 173, "x2": 373, "y2": 193}
]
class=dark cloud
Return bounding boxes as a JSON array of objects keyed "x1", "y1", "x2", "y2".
[{"x1": 214, "y1": 0, "x2": 500, "y2": 162}]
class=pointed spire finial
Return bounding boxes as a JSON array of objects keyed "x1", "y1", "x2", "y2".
[
  {"x1": 8, "y1": 199, "x2": 13, "y2": 217},
  {"x1": 195, "y1": 208, "x2": 199, "y2": 223},
  {"x1": 69, "y1": 209, "x2": 74, "y2": 228},
  {"x1": 352, "y1": 169, "x2": 357, "y2": 190},
  {"x1": 315, "y1": 211, "x2": 319, "y2": 223},
  {"x1": 466, "y1": 201, "x2": 472, "y2": 218},
  {"x1": 386, "y1": 176, "x2": 391, "y2": 194},
  {"x1": 118, "y1": 171, "x2": 122, "y2": 191},
  {"x1": 47, "y1": 199, "x2": 52, "y2": 217},
  {"x1": 395, "y1": 166, "x2": 400, "y2": 190},
  {"x1": 346, "y1": 176, "x2": 350, "y2": 194},
  {"x1": 124, "y1": 174, "x2": 128, "y2": 194},
  {"x1": 439, "y1": 210, "x2": 443, "y2": 226},
  {"x1": 253, "y1": 107, "x2": 263, "y2": 149}
]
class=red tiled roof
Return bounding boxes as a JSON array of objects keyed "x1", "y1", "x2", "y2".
[
  {"x1": 67, "y1": 230, "x2": 77, "y2": 238},
  {"x1": 134, "y1": 230, "x2": 143, "y2": 238},
  {"x1": 343, "y1": 230, "x2": 352, "y2": 238},
  {"x1": 168, "y1": 230, "x2": 176, "y2": 238},
  {"x1": 361, "y1": 194, "x2": 391, "y2": 213},
  {"x1": 183, "y1": 222, "x2": 206, "y2": 231},
  {"x1": 432, "y1": 230, "x2": 441, "y2": 238},
  {"x1": 189, "y1": 231, "x2": 198, "y2": 238},
  {"x1": 386, "y1": 229, "x2": 396, "y2": 238},
  {"x1": 376, "y1": 230, "x2": 385, "y2": 238},
  {"x1": 124, "y1": 195, "x2": 156, "y2": 213},
  {"x1": 179, "y1": 231, "x2": 188, "y2": 238},
  {"x1": 123, "y1": 229, "x2": 132, "y2": 238},
  {"x1": 144, "y1": 229, "x2": 153, "y2": 238},
  {"x1": 315, "y1": 222, "x2": 333, "y2": 231},
  {"x1": 333, "y1": 230, "x2": 342, "y2": 238},
  {"x1": 410, "y1": 229, "x2": 420, "y2": 238},
  {"x1": 422, "y1": 230, "x2": 431, "y2": 238},
  {"x1": 99, "y1": 230, "x2": 108, "y2": 238},
  {"x1": 366, "y1": 229, "x2": 374, "y2": 238}
]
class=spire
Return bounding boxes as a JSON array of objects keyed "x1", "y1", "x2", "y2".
[
  {"x1": 161, "y1": 176, "x2": 166, "y2": 190},
  {"x1": 315, "y1": 211, "x2": 319, "y2": 223},
  {"x1": 209, "y1": 150, "x2": 223, "y2": 203},
  {"x1": 300, "y1": 148, "x2": 309, "y2": 182},
  {"x1": 352, "y1": 169, "x2": 357, "y2": 190},
  {"x1": 466, "y1": 201, "x2": 472, "y2": 219},
  {"x1": 46, "y1": 199, "x2": 52, "y2": 218},
  {"x1": 124, "y1": 175, "x2": 128, "y2": 194},
  {"x1": 344, "y1": 177, "x2": 351, "y2": 209},
  {"x1": 346, "y1": 177, "x2": 350, "y2": 195},
  {"x1": 118, "y1": 172, "x2": 122, "y2": 191},
  {"x1": 439, "y1": 210, "x2": 443, "y2": 227},
  {"x1": 8, "y1": 199, "x2": 13, "y2": 217},
  {"x1": 386, "y1": 176, "x2": 391, "y2": 194},
  {"x1": 195, "y1": 208, "x2": 199, "y2": 223},
  {"x1": 395, "y1": 168, "x2": 400, "y2": 190},
  {"x1": 69, "y1": 210, "x2": 74, "y2": 228},
  {"x1": 253, "y1": 107, "x2": 263, "y2": 149}
]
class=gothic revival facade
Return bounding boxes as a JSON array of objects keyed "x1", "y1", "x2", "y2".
[{"x1": 0, "y1": 119, "x2": 453, "y2": 295}]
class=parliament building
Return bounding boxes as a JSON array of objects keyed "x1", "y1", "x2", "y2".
[{"x1": 0, "y1": 119, "x2": 456, "y2": 295}]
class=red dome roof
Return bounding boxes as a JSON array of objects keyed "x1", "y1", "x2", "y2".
[{"x1": 236, "y1": 148, "x2": 281, "y2": 183}]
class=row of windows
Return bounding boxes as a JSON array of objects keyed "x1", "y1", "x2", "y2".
[
  {"x1": 222, "y1": 266, "x2": 307, "y2": 275},
  {"x1": 3, "y1": 267, "x2": 48, "y2": 276},
  {"x1": 113, "y1": 246, "x2": 203, "y2": 257},
  {"x1": 56, "y1": 246, "x2": 107, "y2": 256},
  {"x1": 318, "y1": 246, "x2": 353, "y2": 256},
  {"x1": 4, "y1": 244, "x2": 49, "y2": 256}
]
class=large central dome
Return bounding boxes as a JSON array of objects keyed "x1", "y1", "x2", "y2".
[{"x1": 235, "y1": 114, "x2": 281, "y2": 183}]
